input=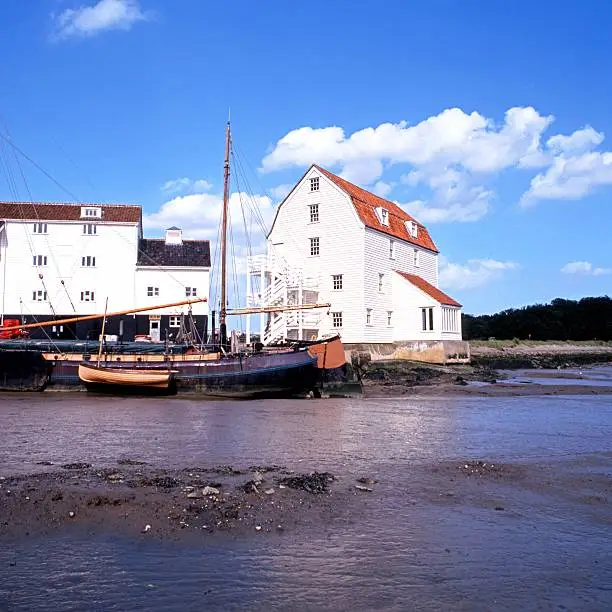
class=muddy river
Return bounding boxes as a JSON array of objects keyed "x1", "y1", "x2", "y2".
[{"x1": 1, "y1": 387, "x2": 611, "y2": 610}]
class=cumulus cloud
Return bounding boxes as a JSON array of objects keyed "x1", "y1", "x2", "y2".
[
  {"x1": 51, "y1": 0, "x2": 149, "y2": 40},
  {"x1": 161, "y1": 177, "x2": 212, "y2": 195},
  {"x1": 520, "y1": 150, "x2": 612, "y2": 206},
  {"x1": 439, "y1": 257, "x2": 519, "y2": 290},
  {"x1": 547, "y1": 126, "x2": 604, "y2": 155},
  {"x1": 561, "y1": 261, "x2": 612, "y2": 276}
]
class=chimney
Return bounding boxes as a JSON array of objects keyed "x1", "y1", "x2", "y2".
[{"x1": 165, "y1": 226, "x2": 183, "y2": 245}]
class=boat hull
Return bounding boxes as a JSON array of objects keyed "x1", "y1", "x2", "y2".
[
  {"x1": 78, "y1": 363, "x2": 174, "y2": 393},
  {"x1": 0, "y1": 351, "x2": 51, "y2": 391}
]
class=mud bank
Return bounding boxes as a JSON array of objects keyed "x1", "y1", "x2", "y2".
[{"x1": 0, "y1": 463, "x2": 364, "y2": 541}]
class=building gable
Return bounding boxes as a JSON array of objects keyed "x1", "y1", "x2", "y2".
[{"x1": 395, "y1": 270, "x2": 461, "y2": 307}]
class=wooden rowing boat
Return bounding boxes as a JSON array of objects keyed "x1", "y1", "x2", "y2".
[{"x1": 78, "y1": 362, "x2": 175, "y2": 390}]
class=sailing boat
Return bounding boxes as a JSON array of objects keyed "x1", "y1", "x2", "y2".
[{"x1": 0, "y1": 122, "x2": 348, "y2": 396}]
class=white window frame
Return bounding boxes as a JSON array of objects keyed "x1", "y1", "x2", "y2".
[
  {"x1": 376, "y1": 207, "x2": 389, "y2": 226},
  {"x1": 406, "y1": 220, "x2": 418, "y2": 238},
  {"x1": 389, "y1": 240, "x2": 395, "y2": 260},
  {"x1": 169, "y1": 315, "x2": 181, "y2": 328},
  {"x1": 32, "y1": 289, "x2": 47, "y2": 302},
  {"x1": 81, "y1": 256, "x2": 96, "y2": 267},
  {"x1": 332, "y1": 274, "x2": 343, "y2": 291},
  {"x1": 309, "y1": 203, "x2": 319, "y2": 223},
  {"x1": 81, "y1": 207, "x2": 102, "y2": 219},
  {"x1": 80, "y1": 290, "x2": 95, "y2": 302},
  {"x1": 310, "y1": 237, "x2": 320, "y2": 256},
  {"x1": 83, "y1": 224, "x2": 97, "y2": 236},
  {"x1": 378, "y1": 273, "x2": 384, "y2": 293},
  {"x1": 332, "y1": 311, "x2": 343, "y2": 328},
  {"x1": 147, "y1": 286, "x2": 160, "y2": 297},
  {"x1": 421, "y1": 307, "x2": 434, "y2": 331},
  {"x1": 185, "y1": 287, "x2": 197, "y2": 297},
  {"x1": 32, "y1": 255, "x2": 48, "y2": 266},
  {"x1": 414, "y1": 249, "x2": 420, "y2": 268},
  {"x1": 366, "y1": 308, "x2": 372, "y2": 326},
  {"x1": 387, "y1": 311, "x2": 393, "y2": 326},
  {"x1": 310, "y1": 177, "x2": 320, "y2": 192},
  {"x1": 33, "y1": 223, "x2": 48, "y2": 234}
]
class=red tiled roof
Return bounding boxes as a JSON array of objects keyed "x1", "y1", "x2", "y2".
[
  {"x1": 0, "y1": 202, "x2": 141, "y2": 223},
  {"x1": 395, "y1": 271, "x2": 462, "y2": 307},
  {"x1": 315, "y1": 165, "x2": 439, "y2": 253}
]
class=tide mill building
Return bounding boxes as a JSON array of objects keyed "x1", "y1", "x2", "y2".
[
  {"x1": 0, "y1": 202, "x2": 210, "y2": 341},
  {"x1": 246, "y1": 165, "x2": 466, "y2": 359}
]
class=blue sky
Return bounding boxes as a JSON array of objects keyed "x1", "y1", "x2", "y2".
[{"x1": 0, "y1": 0, "x2": 611, "y2": 315}]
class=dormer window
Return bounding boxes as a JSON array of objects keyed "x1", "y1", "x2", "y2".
[
  {"x1": 405, "y1": 220, "x2": 418, "y2": 238},
  {"x1": 81, "y1": 207, "x2": 102, "y2": 219},
  {"x1": 310, "y1": 177, "x2": 320, "y2": 192},
  {"x1": 376, "y1": 207, "x2": 389, "y2": 226}
]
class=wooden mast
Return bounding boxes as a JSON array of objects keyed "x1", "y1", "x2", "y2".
[{"x1": 220, "y1": 120, "x2": 231, "y2": 347}]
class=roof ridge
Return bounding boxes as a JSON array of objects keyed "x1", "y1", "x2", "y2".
[
  {"x1": 394, "y1": 270, "x2": 461, "y2": 307},
  {"x1": 0, "y1": 201, "x2": 140, "y2": 208}
]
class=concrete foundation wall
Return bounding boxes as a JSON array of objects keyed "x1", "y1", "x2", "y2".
[{"x1": 345, "y1": 340, "x2": 471, "y2": 365}]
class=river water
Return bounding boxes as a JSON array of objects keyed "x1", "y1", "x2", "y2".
[{"x1": 1, "y1": 386, "x2": 612, "y2": 610}]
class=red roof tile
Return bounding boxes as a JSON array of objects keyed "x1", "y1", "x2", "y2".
[
  {"x1": 0, "y1": 202, "x2": 141, "y2": 223},
  {"x1": 315, "y1": 166, "x2": 439, "y2": 253},
  {"x1": 395, "y1": 271, "x2": 462, "y2": 307}
]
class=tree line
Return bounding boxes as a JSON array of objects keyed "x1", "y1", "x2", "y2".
[{"x1": 462, "y1": 296, "x2": 612, "y2": 341}]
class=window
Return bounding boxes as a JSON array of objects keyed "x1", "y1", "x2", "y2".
[
  {"x1": 310, "y1": 177, "x2": 319, "y2": 192},
  {"x1": 310, "y1": 237, "x2": 320, "y2": 256},
  {"x1": 81, "y1": 207, "x2": 102, "y2": 219},
  {"x1": 378, "y1": 273, "x2": 384, "y2": 293},
  {"x1": 389, "y1": 240, "x2": 395, "y2": 260},
  {"x1": 32, "y1": 290, "x2": 47, "y2": 302},
  {"x1": 32, "y1": 255, "x2": 47, "y2": 266},
  {"x1": 442, "y1": 307, "x2": 460, "y2": 333},
  {"x1": 332, "y1": 311, "x2": 343, "y2": 328},
  {"x1": 421, "y1": 307, "x2": 434, "y2": 331},
  {"x1": 185, "y1": 287, "x2": 197, "y2": 297},
  {"x1": 147, "y1": 286, "x2": 160, "y2": 297},
  {"x1": 81, "y1": 256, "x2": 96, "y2": 267},
  {"x1": 387, "y1": 311, "x2": 393, "y2": 326},
  {"x1": 80, "y1": 291, "x2": 95, "y2": 302},
  {"x1": 366, "y1": 308, "x2": 372, "y2": 325},
  {"x1": 83, "y1": 224, "x2": 97, "y2": 235},
  {"x1": 406, "y1": 220, "x2": 418, "y2": 238},
  {"x1": 33, "y1": 223, "x2": 47, "y2": 234},
  {"x1": 413, "y1": 248, "x2": 420, "y2": 268},
  {"x1": 309, "y1": 203, "x2": 319, "y2": 223},
  {"x1": 376, "y1": 207, "x2": 389, "y2": 226},
  {"x1": 169, "y1": 316, "x2": 181, "y2": 328},
  {"x1": 332, "y1": 274, "x2": 343, "y2": 290}
]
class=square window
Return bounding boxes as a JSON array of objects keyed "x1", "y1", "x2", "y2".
[
  {"x1": 169, "y1": 316, "x2": 181, "y2": 328},
  {"x1": 332, "y1": 274, "x2": 343, "y2": 290},
  {"x1": 80, "y1": 291, "x2": 95, "y2": 302},
  {"x1": 32, "y1": 290, "x2": 47, "y2": 302},
  {"x1": 309, "y1": 203, "x2": 319, "y2": 223},
  {"x1": 332, "y1": 311, "x2": 342, "y2": 328},
  {"x1": 186, "y1": 287, "x2": 197, "y2": 297},
  {"x1": 310, "y1": 177, "x2": 319, "y2": 192},
  {"x1": 147, "y1": 286, "x2": 159, "y2": 297},
  {"x1": 310, "y1": 237, "x2": 320, "y2": 256}
]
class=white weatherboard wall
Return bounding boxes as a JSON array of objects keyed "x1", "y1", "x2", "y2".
[
  {"x1": 134, "y1": 267, "x2": 209, "y2": 316},
  {"x1": 392, "y1": 273, "x2": 443, "y2": 341},
  {"x1": 363, "y1": 228, "x2": 439, "y2": 343},
  {"x1": 0, "y1": 220, "x2": 139, "y2": 316},
  {"x1": 268, "y1": 167, "x2": 366, "y2": 343}
]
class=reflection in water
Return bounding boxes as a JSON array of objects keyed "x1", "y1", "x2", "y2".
[{"x1": 1, "y1": 389, "x2": 612, "y2": 610}]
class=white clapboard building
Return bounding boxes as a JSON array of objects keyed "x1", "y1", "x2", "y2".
[
  {"x1": 247, "y1": 165, "x2": 463, "y2": 349},
  {"x1": 0, "y1": 202, "x2": 210, "y2": 341}
]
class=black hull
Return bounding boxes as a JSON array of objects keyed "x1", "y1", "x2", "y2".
[{"x1": 0, "y1": 351, "x2": 51, "y2": 391}]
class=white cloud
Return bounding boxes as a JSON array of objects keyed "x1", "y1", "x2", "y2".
[
  {"x1": 439, "y1": 257, "x2": 519, "y2": 290},
  {"x1": 51, "y1": 0, "x2": 149, "y2": 40},
  {"x1": 372, "y1": 181, "x2": 393, "y2": 197},
  {"x1": 547, "y1": 126, "x2": 604, "y2": 155},
  {"x1": 144, "y1": 191, "x2": 275, "y2": 242},
  {"x1": 561, "y1": 261, "x2": 612, "y2": 276},
  {"x1": 161, "y1": 177, "x2": 213, "y2": 195},
  {"x1": 269, "y1": 184, "x2": 293, "y2": 200},
  {"x1": 520, "y1": 150, "x2": 612, "y2": 206}
]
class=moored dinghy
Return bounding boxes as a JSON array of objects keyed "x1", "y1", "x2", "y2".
[{"x1": 78, "y1": 362, "x2": 176, "y2": 392}]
